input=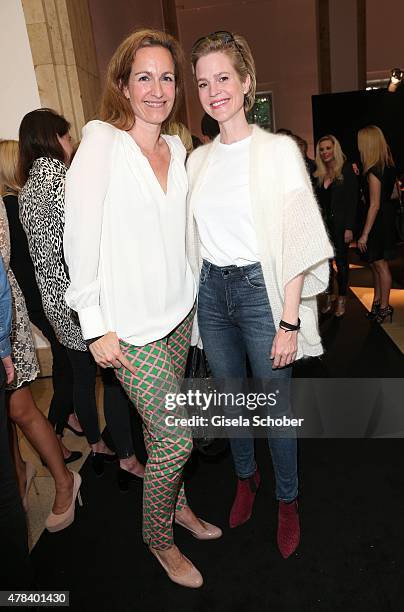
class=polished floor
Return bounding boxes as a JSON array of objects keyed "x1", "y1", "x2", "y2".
[
  {"x1": 21, "y1": 380, "x2": 102, "y2": 549},
  {"x1": 22, "y1": 251, "x2": 404, "y2": 611}
]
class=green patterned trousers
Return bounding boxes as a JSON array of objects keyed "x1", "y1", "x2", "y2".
[{"x1": 115, "y1": 308, "x2": 194, "y2": 549}]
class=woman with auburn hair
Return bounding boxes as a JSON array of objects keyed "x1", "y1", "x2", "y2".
[
  {"x1": 314, "y1": 134, "x2": 358, "y2": 317},
  {"x1": 187, "y1": 31, "x2": 332, "y2": 559},
  {"x1": 357, "y1": 125, "x2": 397, "y2": 323},
  {"x1": 64, "y1": 28, "x2": 221, "y2": 588}
]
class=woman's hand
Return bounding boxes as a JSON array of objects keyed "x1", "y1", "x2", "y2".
[
  {"x1": 357, "y1": 233, "x2": 368, "y2": 252},
  {"x1": 344, "y1": 229, "x2": 353, "y2": 244},
  {"x1": 89, "y1": 331, "x2": 136, "y2": 374},
  {"x1": 270, "y1": 329, "x2": 298, "y2": 369},
  {"x1": 2, "y1": 356, "x2": 15, "y2": 385}
]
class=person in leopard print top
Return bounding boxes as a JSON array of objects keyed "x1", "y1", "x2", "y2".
[
  {"x1": 19, "y1": 154, "x2": 84, "y2": 351},
  {"x1": 18, "y1": 109, "x2": 144, "y2": 481}
]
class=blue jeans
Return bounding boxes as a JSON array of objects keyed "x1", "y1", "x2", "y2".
[{"x1": 197, "y1": 260, "x2": 298, "y2": 502}]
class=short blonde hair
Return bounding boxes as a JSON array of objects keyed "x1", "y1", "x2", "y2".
[
  {"x1": 191, "y1": 31, "x2": 256, "y2": 112},
  {"x1": 100, "y1": 28, "x2": 185, "y2": 131},
  {"x1": 314, "y1": 134, "x2": 346, "y2": 186},
  {"x1": 0, "y1": 139, "x2": 20, "y2": 195},
  {"x1": 163, "y1": 121, "x2": 193, "y2": 155},
  {"x1": 357, "y1": 125, "x2": 394, "y2": 174}
]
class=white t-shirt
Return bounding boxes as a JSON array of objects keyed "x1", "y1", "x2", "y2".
[
  {"x1": 64, "y1": 120, "x2": 195, "y2": 345},
  {"x1": 193, "y1": 135, "x2": 260, "y2": 267}
]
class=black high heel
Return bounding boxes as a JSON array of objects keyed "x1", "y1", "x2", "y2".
[
  {"x1": 91, "y1": 451, "x2": 117, "y2": 477},
  {"x1": 375, "y1": 305, "x2": 394, "y2": 324},
  {"x1": 41, "y1": 450, "x2": 82, "y2": 468},
  {"x1": 117, "y1": 467, "x2": 143, "y2": 492},
  {"x1": 64, "y1": 423, "x2": 85, "y2": 437},
  {"x1": 320, "y1": 293, "x2": 336, "y2": 314},
  {"x1": 65, "y1": 451, "x2": 83, "y2": 465},
  {"x1": 366, "y1": 300, "x2": 380, "y2": 319}
]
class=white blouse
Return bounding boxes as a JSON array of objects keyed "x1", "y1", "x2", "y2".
[
  {"x1": 192, "y1": 135, "x2": 260, "y2": 266},
  {"x1": 64, "y1": 120, "x2": 195, "y2": 346}
]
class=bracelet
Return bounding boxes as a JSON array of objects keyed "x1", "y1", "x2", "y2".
[{"x1": 279, "y1": 318, "x2": 300, "y2": 332}]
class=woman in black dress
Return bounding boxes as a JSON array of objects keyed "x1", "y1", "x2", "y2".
[
  {"x1": 314, "y1": 135, "x2": 358, "y2": 317},
  {"x1": 357, "y1": 125, "x2": 397, "y2": 323}
]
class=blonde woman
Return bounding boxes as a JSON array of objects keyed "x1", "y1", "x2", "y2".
[
  {"x1": 64, "y1": 28, "x2": 221, "y2": 589},
  {"x1": 357, "y1": 126, "x2": 397, "y2": 323},
  {"x1": 314, "y1": 135, "x2": 358, "y2": 317},
  {"x1": 187, "y1": 31, "x2": 333, "y2": 558},
  {"x1": 164, "y1": 121, "x2": 193, "y2": 155},
  {"x1": 0, "y1": 195, "x2": 79, "y2": 531},
  {"x1": 0, "y1": 139, "x2": 83, "y2": 456}
]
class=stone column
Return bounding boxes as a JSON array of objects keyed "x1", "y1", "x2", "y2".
[
  {"x1": 316, "y1": 0, "x2": 366, "y2": 93},
  {"x1": 21, "y1": 0, "x2": 101, "y2": 141}
]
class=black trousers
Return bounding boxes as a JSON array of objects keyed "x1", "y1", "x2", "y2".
[
  {"x1": 65, "y1": 349, "x2": 135, "y2": 456},
  {"x1": 29, "y1": 308, "x2": 73, "y2": 435},
  {"x1": 101, "y1": 368, "x2": 135, "y2": 459},
  {"x1": 0, "y1": 361, "x2": 34, "y2": 589},
  {"x1": 65, "y1": 348, "x2": 101, "y2": 445}
]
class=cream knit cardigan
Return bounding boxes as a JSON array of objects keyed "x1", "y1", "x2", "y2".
[{"x1": 186, "y1": 125, "x2": 334, "y2": 360}]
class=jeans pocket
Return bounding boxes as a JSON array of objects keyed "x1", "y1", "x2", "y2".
[
  {"x1": 244, "y1": 266, "x2": 266, "y2": 289},
  {"x1": 199, "y1": 262, "x2": 211, "y2": 285}
]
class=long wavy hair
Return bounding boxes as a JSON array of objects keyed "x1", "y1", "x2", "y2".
[
  {"x1": 99, "y1": 28, "x2": 185, "y2": 131},
  {"x1": 357, "y1": 125, "x2": 394, "y2": 174},
  {"x1": 314, "y1": 134, "x2": 346, "y2": 186},
  {"x1": 0, "y1": 139, "x2": 20, "y2": 196}
]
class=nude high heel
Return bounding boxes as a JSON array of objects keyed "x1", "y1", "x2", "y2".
[
  {"x1": 22, "y1": 461, "x2": 39, "y2": 512},
  {"x1": 149, "y1": 545, "x2": 203, "y2": 588},
  {"x1": 175, "y1": 516, "x2": 222, "y2": 540},
  {"x1": 45, "y1": 471, "x2": 82, "y2": 533}
]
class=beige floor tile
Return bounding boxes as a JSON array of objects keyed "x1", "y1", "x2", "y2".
[
  {"x1": 350, "y1": 287, "x2": 404, "y2": 353},
  {"x1": 20, "y1": 374, "x2": 105, "y2": 550}
]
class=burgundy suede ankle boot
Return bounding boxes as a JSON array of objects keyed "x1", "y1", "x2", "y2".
[
  {"x1": 277, "y1": 500, "x2": 300, "y2": 558},
  {"x1": 229, "y1": 469, "x2": 261, "y2": 528}
]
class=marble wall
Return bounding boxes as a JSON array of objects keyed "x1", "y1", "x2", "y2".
[
  {"x1": 21, "y1": 0, "x2": 101, "y2": 142},
  {"x1": 0, "y1": 0, "x2": 41, "y2": 139}
]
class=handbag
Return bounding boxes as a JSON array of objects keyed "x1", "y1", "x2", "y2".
[
  {"x1": 184, "y1": 345, "x2": 211, "y2": 379},
  {"x1": 184, "y1": 347, "x2": 227, "y2": 456}
]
